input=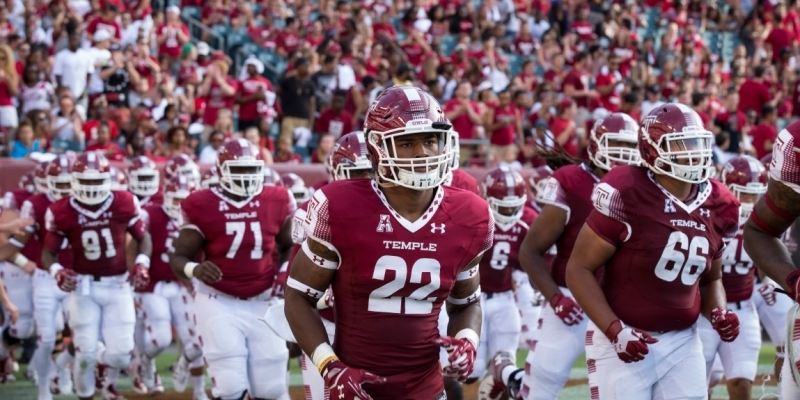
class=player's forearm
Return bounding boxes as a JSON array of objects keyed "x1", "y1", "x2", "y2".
[
  {"x1": 521, "y1": 247, "x2": 560, "y2": 300},
  {"x1": 285, "y1": 289, "x2": 333, "y2": 358},
  {"x1": 744, "y1": 226, "x2": 797, "y2": 290},
  {"x1": 41, "y1": 249, "x2": 58, "y2": 272},
  {"x1": 135, "y1": 232, "x2": 153, "y2": 258},
  {"x1": 0, "y1": 242, "x2": 21, "y2": 262},
  {"x1": 170, "y1": 254, "x2": 194, "y2": 279},
  {"x1": 699, "y1": 279, "x2": 727, "y2": 319},
  {"x1": 445, "y1": 301, "x2": 482, "y2": 337},
  {"x1": 566, "y1": 266, "x2": 617, "y2": 332}
]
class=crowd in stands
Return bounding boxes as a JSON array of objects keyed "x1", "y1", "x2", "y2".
[{"x1": 0, "y1": 0, "x2": 798, "y2": 169}]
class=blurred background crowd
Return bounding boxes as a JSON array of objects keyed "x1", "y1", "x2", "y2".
[{"x1": 0, "y1": 0, "x2": 796, "y2": 170}]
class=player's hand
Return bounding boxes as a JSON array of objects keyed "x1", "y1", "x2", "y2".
[
  {"x1": 785, "y1": 269, "x2": 800, "y2": 302},
  {"x1": 711, "y1": 308, "x2": 740, "y2": 342},
  {"x1": 1, "y1": 301, "x2": 18, "y2": 324},
  {"x1": 759, "y1": 283, "x2": 777, "y2": 306},
  {"x1": 605, "y1": 320, "x2": 658, "y2": 363},
  {"x1": 549, "y1": 292, "x2": 583, "y2": 326},
  {"x1": 129, "y1": 264, "x2": 150, "y2": 291},
  {"x1": 438, "y1": 335, "x2": 478, "y2": 381},
  {"x1": 55, "y1": 268, "x2": 78, "y2": 292},
  {"x1": 193, "y1": 261, "x2": 222, "y2": 284},
  {"x1": 323, "y1": 359, "x2": 385, "y2": 400},
  {"x1": 2, "y1": 217, "x2": 34, "y2": 236}
]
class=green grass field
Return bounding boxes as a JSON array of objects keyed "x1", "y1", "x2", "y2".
[{"x1": 0, "y1": 345, "x2": 784, "y2": 399}]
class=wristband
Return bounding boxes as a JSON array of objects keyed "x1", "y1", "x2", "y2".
[
  {"x1": 12, "y1": 253, "x2": 30, "y2": 269},
  {"x1": 455, "y1": 328, "x2": 480, "y2": 348},
  {"x1": 50, "y1": 263, "x2": 64, "y2": 278},
  {"x1": 310, "y1": 343, "x2": 338, "y2": 374},
  {"x1": 184, "y1": 262, "x2": 198, "y2": 279},
  {"x1": 135, "y1": 254, "x2": 151, "y2": 268}
]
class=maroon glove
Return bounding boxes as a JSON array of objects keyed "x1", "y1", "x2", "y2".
[
  {"x1": 549, "y1": 293, "x2": 583, "y2": 326},
  {"x1": 711, "y1": 308, "x2": 740, "y2": 342},
  {"x1": 438, "y1": 335, "x2": 478, "y2": 381},
  {"x1": 129, "y1": 264, "x2": 150, "y2": 291},
  {"x1": 54, "y1": 268, "x2": 78, "y2": 292},
  {"x1": 605, "y1": 320, "x2": 658, "y2": 363},
  {"x1": 758, "y1": 283, "x2": 777, "y2": 306},
  {"x1": 323, "y1": 359, "x2": 385, "y2": 400}
]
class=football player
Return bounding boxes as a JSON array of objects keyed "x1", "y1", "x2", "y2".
[
  {"x1": 444, "y1": 130, "x2": 480, "y2": 194},
  {"x1": 127, "y1": 156, "x2": 162, "y2": 206},
  {"x1": 200, "y1": 168, "x2": 220, "y2": 189},
  {"x1": 285, "y1": 86, "x2": 493, "y2": 399},
  {"x1": 170, "y1": 139, "x2": 295, "y2": 399},
  {"x1": 41, "y1": 152, "x2": 153, "y2": 400},
  {"x1": 742, "y1": 120, "x2": 800, "y2": 398},
  {"x1": 470, "y1": 167, "x2": 534, "y2": 389},
  {"x1": 566, "y1": 103, "x2": 740, "y2": 399},
  {"x1": 0, "y1": 155, "x2": 75, "y2": 398},
  {"x1": 505, "y1": 113, "x2": 642, "y2": 399},
  {"x1": 281, "y1": 173, "x2": 311, "y2": 204},
  {"x1": 698, "y1": 155, "x2": 765, "y2": 400},
  {"x1": 138, "y1": 176, "x2": 207, "y2": 399},
  {"x1": 0, "y1": 168, "x2": 44, "y2": 382},
  {"x1": 164, "y1": 154, "x2": 201, "y2": 185}
]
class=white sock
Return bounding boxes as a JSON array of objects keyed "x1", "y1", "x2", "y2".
[
  {"x1": 501, "y1": 365, "x2": 517, "y2": 385},
  {"x1": 55, "y1": 351, "x2": 73, "y2": 369},
  {"x1": 191, "y1": 374, "x2": 205, "y2": 394}
]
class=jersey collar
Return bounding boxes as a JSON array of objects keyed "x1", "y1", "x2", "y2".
[
  {"x1": 370, "y1": 180, "x2": 445, "y2": 233},
  {"x1": 69, "y1": 192, "x2": 115, "y2": 220}
]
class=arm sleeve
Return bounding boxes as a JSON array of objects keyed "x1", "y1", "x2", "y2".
[
  {"x1": 478, "y1": 203, "x2": 495, "y2": 256},
  {"x1": 178, "y1": 196, "x2": 203, "y2": 238},
  {"x1": 537, "y1": 176, "x2": 571, "y2": 221},
  {"x1": 769, "y1": 128, "x2": 800, "y2": 194},
  {"x1": 586, "y1": 182, "x2": 632, "y2": 244},
  {"x1": 303, "y1": 189, "x2": 336, "y2": 252},
  {"x1": 43, "y1": 208, "x2": 65, "y2": 253}
]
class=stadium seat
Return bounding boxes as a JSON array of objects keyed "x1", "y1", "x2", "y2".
[{"x1": 181, "y1": 6, "x2": 201, "y2": 20}]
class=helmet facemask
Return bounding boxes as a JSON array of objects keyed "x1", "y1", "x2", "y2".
[
  {"x1": 48, "y1": 175, "x2": 72, "y2": 200},
  {"x1": 334, "y1": 158, "x2": 372, "y2": 181},
  {"x1": 730, "y1": 183, "x2": 766, "y2": 226},
  {"x1": 369, "y1": 124, "x2": 454, "y2": 191},
  {"x1": 450, "y1": 130, "x2": 461, "y2": 170},
  {"x1": 72, "y1": 173, "x2": 112, "y2": 205},
  {"x1": 35, "y1": 176, "x2": 49, "y2": 194},
  {"x1": 592, "y1": 130, "x2": 640, "y2": 170},
  {"x1": 650, "y1": 129, "x2": 715, "y2": 183},
  {"x1": 219, "y1": 161, "x2": 264, "y2": 198},
  {"x1": 163, "y1": 189, "x2": 191, "y2": 220},
  {"x1": 488, "y1": 195, "x2": 527, "y2": 225},
  {"x1": 129, "y1": 169, "x2": 160, "y2": 197}
]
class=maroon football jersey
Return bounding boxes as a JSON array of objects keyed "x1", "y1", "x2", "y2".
[
  {"x1": 20, "y1": 193, "x2": 72, "y2": 269},
  {"x1": 3, "y1": 188, "x2": 41, "y2": 266},
  {"x1": 587, "y1": 166, "x2": 739, "y2": 332},
  {"x1": 44, "y1": 191, "x2": 146, "y2": 276},
  {"x1": 538, "y1": 164, "x2": 600, "y2": 287},
  {"x1": 445, "y1": 169, "x2": 480, "y2": 195},
  {"x1": 140, "y1": 203, "x2": 179, "y2": 292},
  {"x1": 138, "y1": 190, "x2": 164, "y2": 207},
  {"x1": 304, "y1": 180, "x2": 493, "y2": 398},
  {"x1": 180, "y1": 187, "x2": 295, "y2": 298},
  {"x1": 720, "y1": 225, "x2": 755, "y2": 302},
  {"x1": 480, "y1": 207, "x2": 535, "y2": 293}
]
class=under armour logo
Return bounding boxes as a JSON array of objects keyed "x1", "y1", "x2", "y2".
[
  {"x1": 512, "y1": 226, "x2": 521, "y2": 234},
  {"x1": 338, "y1": 384, "x2": 344, "y2": 398},
  {"x1": 312, "y1": 255, "x2": 326, "y2": 266},
  {"x1": 431, "y1": 223, "x2": 446, "y2": 234},
  {"x1": 102, "y1": 211, "x2": 113, "y2": 219},
  {"x1": 664, "y1": 199, "x2": 676, "y2": 213},
  {"x1": 219, "y1": 201, "x2": 229, "y2": 211},
  {"x1": 376, "y1": 214, "x2": 393, "y2": 233},
  {"x1": 699, "y1": 208, "x2": 710, "y2": 217},
  {"x1": 78, "y1": 215, "x2": 87, "y2": 225},
  {"x1": 305, "y1": 288, "x2": 316, "y2": 297},
  {"x1": 465, "y1": 293, "x2": 478, "y2": 303},
  {"x1": 250, "y1": 200, "x2": 260, "y2": 208}
]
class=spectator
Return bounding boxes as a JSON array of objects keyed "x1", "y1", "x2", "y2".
[
  {"x1": 10, "y1": 120, "x2": 41, "y2": 158},
  {"x1": 199, "y1": 129, "x2": 225, "y2": 164},
  {"x1": 551, "y1": 98, "x2": 578, "y2": 158},
  {"x1": 53, "y1": 31, "x2": 94, "y2": 114},
  {"x1": 85, "y1": 3, "x2": 122, "y2": 44},
  {"x1": 315, "y1": 90, "x2": 353, "y2": 138},
  {"x1": 750, "y1": 104, "x2": 778, "y2": 160},
  {"x1": 83, "y1": 96, "x2": 119, "y2": 143},
  {"x1": 562, "y1": 51, "x2": 599, "y2": 126},
  {"x1": 156, "y1": 6, "x2": 190, "y2": 66},
  {"x1": 310, "y1": 134, "x2": 335, "y2": 164},
  {"x1": 273, "y1": 136, "x2": 302, "y2": 163},
  {"x1": 199, "y1": 53, "x2": 237, "y2": 141},
  {"x1": 51, "y1": 93, "x2": 84, "y2": 148},
  {"x1": 444, "y1": 81, "x2": 483, "y2": 141},
  {"x1": 485, "y1": 87, "x2": 524, "y2": 162},
  {"x1": 237, "y1": 58, "x2": 274, "y2": 132},
  {"x1": 595, "y1": 55, "x2": 624, "y2": 113},
  {"x1": 85, "y1": 122, "x2": 124, "y2": 161},
  {"x1": 244, "y1": 127, "x2": 273, "y2": 164},
  {"x1": 278, "y1": 57, "x2": 315, "y2": 144},
  {"x1": 641, "y1": 85, "x2": 665, "y2": 116},
  {"x1": 126, "y1": 131, "x2": 154, "y2": 158},
  {"x1": 738, "y1": 65, "x2": 778, "y2": 117},
  {"x1": 18, "y1": 62, "x2": 55, "y2": 115},
  {"x1": 158, "y1": 126, "x2": 192, "y2": 158},
  {"x1": 0, "y1": 44, "x2": 19, "y2": 131},
  {"x1": 101, "y1": 44, "x2": 140, "y2": 110}
]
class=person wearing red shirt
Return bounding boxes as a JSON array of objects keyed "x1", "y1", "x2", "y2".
[
  {"x1": 86, "y1": 3, "x2": 122, "y2": 44},
  {"x1": 0, "y1": 44, "x2": 20, "y2": 130},
  {"x1": 314, "y1": 90, "x2": 353, "y2": 138},
  {"x1": 86, "y1": 122, "x2": 124, "y2": 160},
  {"x1": 83, "y1": 97, "x2": 119, "y2": 142},
  {"x1": 400, "y1": 30, "x2": 430, "y2": 68},
  {"x1": 486, "y1": 88, "x2": 524, "y2": 163},
  {"x1": 372, "y1": 12, "x2": 397, "y2": 40},
  {"x1": 444, "y1": 81, "x2": 483, "y2": 140},
  {"x1": 766, "y1": 24, "x2": 795, "y2": 63},
  {"x1": 275, "y1": 17, "x2": 302, "y2": 58},
  {"x1": 595, "y1": 56, "x2": 623, "y2": 112},
  {"x1": 562, "y1": 51, "x2": 599, "y2": 125},
  {"x1": 273, "y1": 136, "x2": 303, "y2": 163},
  {"x1": 514, "y1": 24, "x2": 538, "y2": 57},
  {"x1": 156, "y1": 6, "x2": 189, "y2": 62},
  {"x1": 543, "y1": 53, "x2": 568, "y2": 93},
  {"x1": 738, "y1": 65, "x2": 776, "y2": 117},
  {"x1": 749, "y1": 104, "x2": 778, "y2": 160},
  {"x1": 199, "y1": 57, "x2": 237, "y2": 141},
  {"x1": 550, "y1": 99, "x2": 578, "y2": 157},
  {"x1": 236, "y1": 59, "x2": 275, "y2": 131},
  {"x1": 570, "y1": 7, "x2": 594, "y2": 42}
]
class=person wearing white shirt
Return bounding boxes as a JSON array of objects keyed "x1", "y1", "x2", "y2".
[
  {"x1": 86, "y1": 30, "x2": 113, "y2": 96},
  {"x1": 641, "y1": 85, "x2": 666, "y2": 117},
  {"x1": 53, "y1": 32, "x2": 94, "y2": 112}
]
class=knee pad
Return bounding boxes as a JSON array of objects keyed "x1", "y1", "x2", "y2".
[
  {"x1": 250, "y1": 379, "x2": 288, "y2": 399},
  {"x1": 183, "y1": 340, "x2": 203, "y2": 363},
  {"x1": 211, "y1": 367, "x2": 249, "y2": 399},
  {"x1": 102, "y1": 351, "x2": 132, "y2": 370},
  {"x1": 2, "y1": 327, "x2": 22, "y2": 346},
  {"x1": 143, "y1": 322, "x2": 172, "y2": 358}
]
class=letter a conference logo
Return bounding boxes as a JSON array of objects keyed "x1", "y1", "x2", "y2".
[{"x1": 377, "y1": 214, "x2": 393, "y2": 233}]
